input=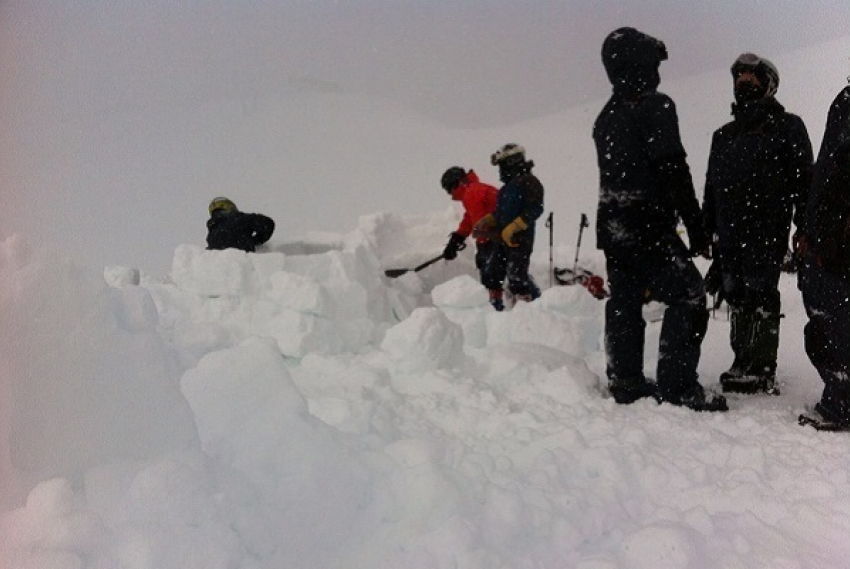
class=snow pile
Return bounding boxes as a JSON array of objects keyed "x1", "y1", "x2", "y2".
[{"x1": 3, "y1": 208, "x2": 850, "y2": 569}]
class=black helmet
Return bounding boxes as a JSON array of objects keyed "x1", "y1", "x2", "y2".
[
  {"x1": 440, "y1": 166, "x2": 467, "y2": 193},
  {"x1": 490, "y1": 143, "x2": 526, "y2": 168},
  {"x1": 491, "y1": 143, "x2": 533, "y2": 181},
  {"x1": 731, "y1": 52, "x2": 779, "y2": 99},
  {"x1": 601, "y1": 27, "x2": 667, "y2": 89}
]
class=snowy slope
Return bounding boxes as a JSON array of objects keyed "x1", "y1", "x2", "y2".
[{"x1": 2, "y1": 198, "x2": 850, "y2": 569}]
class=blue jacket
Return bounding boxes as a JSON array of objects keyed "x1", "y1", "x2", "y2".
[{"x1": 494, "y1": 172, "x2": 545, "y2": 247}]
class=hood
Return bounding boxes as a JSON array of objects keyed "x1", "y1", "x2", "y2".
[{"x1": 602, "y1": 27, "x2": 667, "y2": 97}]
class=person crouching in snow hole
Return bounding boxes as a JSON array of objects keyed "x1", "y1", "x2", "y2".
[{"x1": 206, "y1": 197, "x2": 275, "y2": 253}]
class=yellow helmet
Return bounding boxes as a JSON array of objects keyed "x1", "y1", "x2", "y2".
[{"x1": 208, "y1": 197, "x2": 238, "y2": 215}]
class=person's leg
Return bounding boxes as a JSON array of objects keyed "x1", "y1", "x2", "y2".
[
  {"x1": 650, "y1": 254, "x2": 710, "y2": 402},
  {"x1": 477, "y1": 242, "x2": 506, "y2": 311},
  {"x1": 802, "y1": 264, "x2": 850, "y2": 423},
  {"x1": 605, "y1": 253, "x2": 654, "y2": 404},
  {"x1": 505, "y1": 242, "x2": 539, "y2": 301},
  {"x1": 722, "y1": 284, "x2": 782, "y2": 394}
]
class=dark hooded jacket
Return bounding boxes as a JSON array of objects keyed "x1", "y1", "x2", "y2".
[
  {"x1": 206, "y1": 210, "x2": 275, "y2": 252},
  {"x1": 593, "y1": 28, "x2": 703, "y2": 254},
  {"x1": 703, "y1": 97, "x2": 812, "y2": 277},
  {"x1": 493, "y1": 163, "x2": 545, "y2": 249},
  {"x1": 805, "y1": 85, "x2": 850, "y2": 277}
]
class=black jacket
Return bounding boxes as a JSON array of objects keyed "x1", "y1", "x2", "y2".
[
  {"x1": 703, "y1": 98, "x2": 812, "y2": 275},
  {"x1": 805, "y1": 86, "x2": 850, "y2": 278},
  {"x1": 206, "y1": 210, "x2": 275, "y2": 252},
  {"x1": 593, "y1": 91, "x2": 703, "y2": 254},
  {"x1": 494, "y1": 171, "x2": 545, "y2": 248}
]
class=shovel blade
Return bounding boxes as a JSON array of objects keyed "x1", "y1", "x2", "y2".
[{"x1": 384, "y1": 268, "x2": 409, "y2": 278}]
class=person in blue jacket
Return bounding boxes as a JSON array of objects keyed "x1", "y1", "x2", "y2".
[
  {"x1": 593, "y1": 27, "x2": 725, "y2": 412},
  {"x1": 474, "y1": 143, "x2": 544, "y2": 304}
]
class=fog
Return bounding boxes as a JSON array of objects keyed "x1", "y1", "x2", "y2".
[{"x1": 1, "y1": 1, "x2": 848, "y2": 274}]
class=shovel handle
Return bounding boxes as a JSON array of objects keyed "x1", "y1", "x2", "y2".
[{"x1": 384, "y1": 253, "x2": 446, "y2": 278}]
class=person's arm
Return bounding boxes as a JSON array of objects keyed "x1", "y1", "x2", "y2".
[
  {"x1": 642, "y1": 94, "x2": 707, "y2": 255},
  {"x1": 250, "y1": 214, "x2": 275, "y2": 246},
  {"x1": 787, "y1": 116, "x2": 814, "y2": 235}
]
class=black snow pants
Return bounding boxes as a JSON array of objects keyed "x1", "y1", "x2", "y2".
[
  {"x1": 478, "y1": 239, "x2": 539, "y2": 298},
  {"x1": 605, "y1": 243, "x2": 708, "y2": 400},
  {"x1": 800, "y1": 261, "x2": 850, "y2": 422}
]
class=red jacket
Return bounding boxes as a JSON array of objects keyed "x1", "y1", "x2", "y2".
[{"x1": 452, "y1": 171, "x2": 499, "y2": 243}]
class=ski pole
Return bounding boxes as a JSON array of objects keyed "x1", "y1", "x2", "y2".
[
  {"x1": 573, "y1": 213, "x2": 589, "y2": 275},
  {"x1": 545, "y1": 212, "x2": 554, "y2": 288}
]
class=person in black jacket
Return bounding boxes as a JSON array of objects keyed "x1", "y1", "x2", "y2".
[
  {"x1": 703, "y1": 53, "x2": 813, "y2": 395},
  {"x1": 798, "y1": 83, "x2": 850, "y2": 426},
  {"x1": 206, "y1": 197, "x2": 275, "y2": 252},
  {"x1": 593, "y1": 27, "x2": 725, "y2": 411}
]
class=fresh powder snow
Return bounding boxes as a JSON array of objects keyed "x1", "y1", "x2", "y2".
[{"x1": 1, "y1": 205, "x2": 848, "y2": 568}]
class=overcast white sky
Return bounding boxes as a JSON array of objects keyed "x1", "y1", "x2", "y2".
[
  {"x1": 1, "y1": 1, "x2": 848, "y2": 272},
  {"x1": 4, "y1": 1, "x2": 847, "y2": 125}
]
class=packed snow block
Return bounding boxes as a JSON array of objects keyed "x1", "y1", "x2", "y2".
[
  {"x1": 181, "y1": 338, "x2": 311, "y2": 475},
  {"x1": 0, "y1": 242, "x2": 198, "y2": 493},
  {"x1": 359, "y1": 210, "x2": 457, "y2": 264},
  {"x1": 281, "y1": 251, "x2": 363, "y2": 313},
  {"x1": 278, "y1": 241, "x2": 392, "y2": 350},
  {"x1": 169, "y1": 244, "x2": 289, "y2": 295},
  {"x1": 431, "y1": 275, "x2": 489, "y2": 348},
  {"x1": 180, "y1": 338, "x2": 378, "y2": 557},
  {"x1": 253, "y1": 307, "x2": 343, "y2": 358},
  {"x1": 291, "y1": 354, "x2": 388, "y2": 433},
  {"x1": 171, "y1": 244, "x2": 265, "y2": 297},
  {"x1": 432, "y1": 275, "x2": 489, "y2": 309},
  {"x1": 487, "y1": 287, "x2": 602, "y2": 357},
  {"x1": 381, "y1": 307, "x2": 465, "y2": 373},
  {"x1": 266, "y1": 270, "x2": 330, "y2": 315}
]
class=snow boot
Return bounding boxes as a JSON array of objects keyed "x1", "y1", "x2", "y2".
[
  {"x1": 657, "y1": 383, "x2": 728, "y2": 412},
  {"x1": 609, "y1": 377, "x2": 656, "y2": 405},
  {"x1": 814, "y1": 378, "x2": 850, "y2": 425},
  {"x1": 721, "y1": 372, "x2": 779, "y2": 395},
  {"x1": 813, "y1": 401, "x2": 850, "y2": 427},
  {"x1": 721, "y1": 309, "x2": 780, "y2": 395},
  {"x1": 488, "y1": 289, "x2": 505, "y2": 312}
]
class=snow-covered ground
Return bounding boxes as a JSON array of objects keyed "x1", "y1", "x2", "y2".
[
  {"x1": 2, "y1": 197, "x2": 849, "y2": 568},
  {"x1": 2, "y1": 4, "x2": 850, "y2": 566}
]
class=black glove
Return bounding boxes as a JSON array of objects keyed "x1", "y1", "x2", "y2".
[{"x1": 443, "y1": 232, "x2": 466, "y2": 261}]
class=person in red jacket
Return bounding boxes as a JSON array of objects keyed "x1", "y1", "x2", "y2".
[{"x1": 440, "y1": 167, "x2": 507, "y2": 311}]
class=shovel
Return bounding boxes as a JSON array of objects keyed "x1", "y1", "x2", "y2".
[{"x1": 384, "y1": 253, "x2": 446, "y2": 278}]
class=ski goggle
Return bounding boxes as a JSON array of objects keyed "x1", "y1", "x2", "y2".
[
  {"x1": 490, "y1": 144, "x2": 525, "y2": 166},
  {"x1": 731, "y1": 53, "x2": 764, "y2": 77}
]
